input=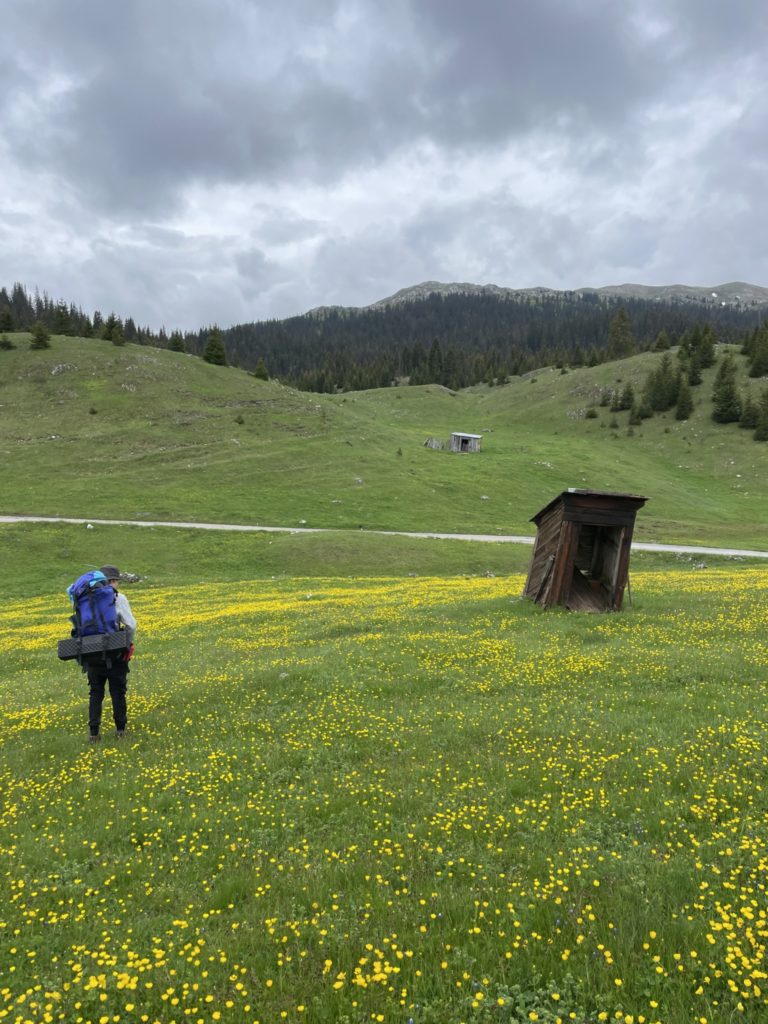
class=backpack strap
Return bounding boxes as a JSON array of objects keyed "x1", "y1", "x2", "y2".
[{"x1": 72, "y1": 604, "x2": 84, "y2": 668}]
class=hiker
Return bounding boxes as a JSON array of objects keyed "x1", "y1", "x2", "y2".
[{"x1": 85, "y1": 565, "x2": 137, "y2": 743}]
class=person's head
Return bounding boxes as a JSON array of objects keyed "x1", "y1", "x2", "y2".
[{"x1": 100, "y1": 565, "x2": 120, "y2": 588}]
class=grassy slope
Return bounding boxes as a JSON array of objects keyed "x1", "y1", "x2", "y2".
[{"x1": 1, "y1": 333, "x2": 767, "y2": 546}]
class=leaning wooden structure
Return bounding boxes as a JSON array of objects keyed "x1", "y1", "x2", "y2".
[{"x1": 523, "y1": 489, "x2": 648, "y2": 612}]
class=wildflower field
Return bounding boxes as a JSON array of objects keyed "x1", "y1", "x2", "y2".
[{"x1": 1, "y1": 568, "x2": 768, "y2": 1024}]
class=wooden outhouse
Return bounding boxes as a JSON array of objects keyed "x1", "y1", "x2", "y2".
[
  {"x1": 523, "y1": 489, "x2": 648, "y2": 612},
  {"x1": 449, "y1": 432, "x2": 482, "y2": 453}
]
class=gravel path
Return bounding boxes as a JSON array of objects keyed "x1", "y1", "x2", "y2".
[{"x1": 2, "y1": 514, "x2": 767, "y2": 558}]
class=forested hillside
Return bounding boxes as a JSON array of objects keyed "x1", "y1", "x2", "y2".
[
  {"x1": 3, "y1": 280, "x2": 767, "y2": 393},
  {"x1": 192, "y1": 291, "x2": 767, "y2": 391}
]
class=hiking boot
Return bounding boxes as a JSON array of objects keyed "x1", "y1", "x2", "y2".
[
  {"x1": 116, "y1": 730, "x2": 127, "y2": 740},
  {"x1": 89, "y1": 734, "x2": 101, "y2": 744}
]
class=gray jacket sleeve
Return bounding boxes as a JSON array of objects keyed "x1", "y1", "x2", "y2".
[{"x1": 115, "y1": 592, "x2": 137, "y2": 644}]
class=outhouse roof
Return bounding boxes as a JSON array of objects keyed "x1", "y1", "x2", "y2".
[{"x1": 530, "y1": 488, "x2": 648, "y2": 524}]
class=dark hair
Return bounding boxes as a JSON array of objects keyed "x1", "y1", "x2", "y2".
[{"x1": 99, "y1": 565, "x2": 120, "y2": 580}]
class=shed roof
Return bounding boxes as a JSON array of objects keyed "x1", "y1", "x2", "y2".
[
  {"x1": 450, "y1": 431, "x2": 483, "y2": 439},
  {"x1": 530, "y1": 488, "x2": 648, "y2": 524}
]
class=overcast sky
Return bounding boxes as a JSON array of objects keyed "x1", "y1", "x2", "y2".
[{"x1": 1, "y1": 0, "x2": 766, "y2": 332}]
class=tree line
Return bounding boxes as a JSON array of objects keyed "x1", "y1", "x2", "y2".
[{"x1": 2, "y1": 281, "x2": 767, "y2": 396}]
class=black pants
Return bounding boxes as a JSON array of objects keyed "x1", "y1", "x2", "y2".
[{"x1": 86, "y1": 657, "x2": 129, "y2": 736}]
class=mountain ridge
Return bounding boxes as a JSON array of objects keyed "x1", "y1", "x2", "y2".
[{"x1": 307, "y1": 279, "x2": 768, "y2": 317}]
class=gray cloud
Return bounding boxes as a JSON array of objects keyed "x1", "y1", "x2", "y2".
[{"x1": 1, "y1": 0, "x2": 766, "y2": 329}]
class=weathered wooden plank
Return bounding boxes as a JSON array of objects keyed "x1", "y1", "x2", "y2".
[{"x1": 547, "y1": 521, "x2": 580, "y2": 606}]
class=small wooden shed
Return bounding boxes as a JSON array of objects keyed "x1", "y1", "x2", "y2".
[
  {"x1": 449, "y1": 432, "x2": 482, "y2": 453},
  {"x1": 523, "y1": 489, "x2": 648, "y2": 612}
]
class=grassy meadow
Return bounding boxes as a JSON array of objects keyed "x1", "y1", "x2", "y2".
[
  {"x1": 2, "y1": 548, "x2": 768, "y2": 1024},
  {"x1": 1, "y1": 333, "x2": 768, "y2": 546},
  {"x1": 2, "y1": 334, "x2": 768, "y2": 1023}
]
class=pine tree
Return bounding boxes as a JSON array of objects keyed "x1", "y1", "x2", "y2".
[
  {"x1": 696, "y1": 324, "x2": 717, "y2": 368},
  {"x1": 618, "y1": 381, "x2": 635, "y2": 410},
  {"x1": 677, "y1": 327, "x2": 693, "y2": 361},
  {"x1": 101, "y1": 312, "x2": 122, "y2": 341},
  {"x1": 652, "y1": 329, "x2": 670, "y2": 351},
  {"x1": 711, "y1": 353, "x2": 741, "y2": 423},
  {"x1": 0, "y1": 307, "x2": 15, "y2": 332},
  {"x1": 688, "y1": 351, "x2": 702, "y2": 386},
  {"x1": 53, "y1": 301, "x2": 72, "y2": 335},
  {"x1": 754, "y1": 389, "x2": 768, "y2": 442},
  {"x1": 748, "y1": 323, "x2": 768, "y2": 377},
  {"x1": 637, "y1": 397, "x2": 654, "y2": 420},
  {"x1": 252, "y1": 357, "x2": 269, "y2": 380},
  {"x1": 168, "y1": 331, "x2": 185, "y2": 353},
  {"x1": 607, "y1": 307, "x2": 635, "y2": 360},
  {"x1": 203, "y1": 326, "x2": 227, "y2": 366},
  {"x1": 30, "y1": 320, "x2": 51, "y2": 349},
  {"x1": 427, "y1": 338, "x2": 443, "y2": 382},
  {"x1": 739, "y1": 393, "x2": 759, "y2": 430},
  {"x1": 643, "y1": 354, "x2": 678, "y2": 412},
  {"x1": 675, "y1": 377, "x2": 693, "y2": 420}
]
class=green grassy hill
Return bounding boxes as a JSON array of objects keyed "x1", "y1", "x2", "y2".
[{"x1": 1, "y1": 333, "x2": 766, "y2": 547}]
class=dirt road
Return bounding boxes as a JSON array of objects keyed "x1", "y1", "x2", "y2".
[{"x1": 2, "y1": 514, "x2": 767, "y2": 558}]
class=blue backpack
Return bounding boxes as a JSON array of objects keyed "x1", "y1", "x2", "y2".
[{"x1": 67, "y1": 571, "x2": 119, "y2": 636}]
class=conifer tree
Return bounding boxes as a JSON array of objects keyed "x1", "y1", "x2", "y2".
[
  {"x1": 607, "y1": 307, "x2": 635, "y2": 360},
  {"x1": 252, "y1": 357, "x2": 269, "y2": 380},
  {"x1": 748, "y1": 323, "x2": 768, "y2": 377},
  {"x1": 696, "y1": 324, "x2": 717, "y2": 368},
  {"x1": 677, "y1": 327, "x2": 693, "y2": 361},
  {"x1": 619, "y1": 381, "x2": 635, "y2": 410},
  {"x1": 427, "y1": 338, "x2": 443, "y2": 381},
  {"x1": 30, "y1": 320, "x2": 51, "y2": 349},
  {"x1": 675, "y1": 377, "x2": 693, "y2": 420},
  {"x1": 638, "y1": 397, "x2": 654, "y2": 420},
  {"x1": 739, "y1": 393, "x2": 759, "y2": 430},
  {"x1": 711, "y1": 353, "x2": 741, "y2": 423},
  {"x1": 754, "y1": 389, "x2": 768, "y2": 442},
  {"x1": 652, "y1": 329, "x2": 670, "y2": 351},
  {"x1": 101, "y1": 312, "x2": 122, "y2": 342},
  {"x1": 168, "y1": 331, "x2": 185, "y2": 353},
  {"x1": 203, "y1": 326, "x2": 227, "y2": 366},
  {"x1": 643, "y1": 353, "x2": 678, "y2": 412},
  {"x1": 628, "y1": 403, "x2": 643, "y2": 425},
  {"x1": 0, "y1": 307, "x2": 15, "y2": 332},
  {"x1": 53, "y1": 301, "x2": 72, "y2": 335},
  {"x1": 688, "y1": 351, "x2": 702, "y2": 386}
]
